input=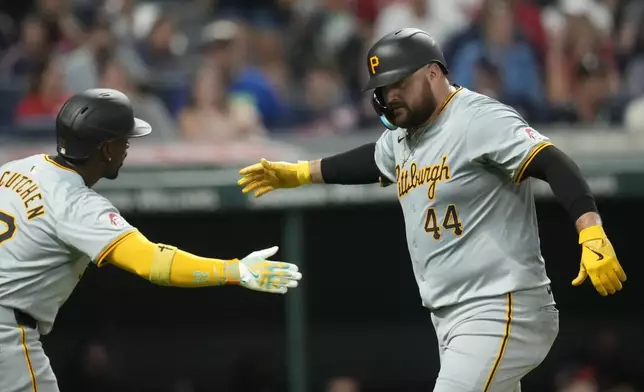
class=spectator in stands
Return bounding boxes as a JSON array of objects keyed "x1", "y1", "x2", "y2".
[
  {"x1": 178, "y1": 64, "x2": 265, "y2": 141},
  {"x1": 548, "y1": 53, "x2": 614, "y2": 124},
  {"x1": 136, "y1": 12, "x2": 184, "y2": 74},
  {"x1": 249, "y1": 21, "x2": 290, "y2": 109},
  {"x1": 287, "y1": 63, "x2": 358, "y2": 133},
  {"x1": 473, "y1": 56, "x2": 503, "y2": 100},
  {"x1": 103, "y1": 0, "x2": 138, "y2": 45},
  {"x1": 100, "y1": 56, "x2": 178, "y2": 142},
  {"x1": 288, "y1": 0, "x2": 364, "y2": 102},
  {"x1": 450, "y1": 0, "x2": 545, "y2": 121},
  {"x1": 509, "y1": 0, "x2": 548, "y2": 63},
  {"x1": 373, "y1": 0, "x2": 481, "y2": 47},
  {"x1": 64, "y1": 16, "x2": 147, "y2": 94},
  {"x1": 202, "y1": 19, "x2": 286, "y2": 131},
  {"x1": 135, "y1": 12, "x2": 191, "y2": 116},
  {"x1": 613, "y1": 0, "x2": 644, "y2": 73},
  {"x1": 15, "y1": 54, "x2": 70, "y2": 124},
  {"x1": 0, "y1": 14, "x2": 58, "y2": 80},
  {"x1": 544, "y1": 0, "x2": 619, "y2": 112},
  {"x1": 35, "y1": 0, "x2": 86, "y2": 52},
  {"x1": 621, "y1": 3, "x2": 644, "y2": 98}
]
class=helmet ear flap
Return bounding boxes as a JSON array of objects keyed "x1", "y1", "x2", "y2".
[{"x1": 371, "y1": 88, "x2": 397, "y2": 130}]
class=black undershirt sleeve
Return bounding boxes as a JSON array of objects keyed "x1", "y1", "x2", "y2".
[
  {"x1": 320, "y1": 143, "x2": 382, "y2": 185},
  {"x1": 522, "y1": 145, "x2": 597, "y2": 221}
]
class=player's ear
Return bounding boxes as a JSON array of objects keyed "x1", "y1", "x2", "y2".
[
  {"x1": 99, "y1": 141, "x2": 113, "y2": 163},
  {"x1": 429, "y1": 64, "x2": 441, "y2": 79},
  {"x1": 424, "y1": 65, "x2": 436, "y2": 82}
]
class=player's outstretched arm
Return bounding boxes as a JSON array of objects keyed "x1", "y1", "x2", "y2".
[
  {"x1": 238, "y1": 143, "x2": 383, "y2": 198},
  {"x1": 522, "y1": 146, "x2": 626, "y2": 296},
  {"x1": 104, "y1": 232, "x2": 302, "y2": 294}
]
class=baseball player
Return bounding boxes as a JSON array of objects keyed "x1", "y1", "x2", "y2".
[
  {"x1": 238, "y1": 29, "x2": 626, "y2": 391},
  {"x1": 0, "y1": 88, "x2": 302, "y2": 392}
]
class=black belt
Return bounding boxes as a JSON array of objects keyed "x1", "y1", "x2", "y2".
[{"x1": 14, "y1": 309, "x2": 37, "y2": 329}]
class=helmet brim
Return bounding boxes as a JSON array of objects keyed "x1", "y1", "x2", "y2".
[
  {"x1": 363, "y1": 69, "x2": 412, "y2": 91},
  {"x1": 128, "y1": 118, "x2": 152, "y2": 138}
]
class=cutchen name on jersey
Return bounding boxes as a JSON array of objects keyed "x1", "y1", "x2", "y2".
[{"x1": 0, "y1": 170, "x2": 45, "y2": 220}]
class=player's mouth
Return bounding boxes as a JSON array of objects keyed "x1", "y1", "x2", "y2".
[{"x1": 393, "y1": 107, "x2": 407, "y2": 117}]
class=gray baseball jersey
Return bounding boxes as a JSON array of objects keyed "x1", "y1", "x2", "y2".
[
  {"x1": 375, "y1": 87, "x2": 552, "y2": 310},
  {"x1": 0, "y1": 154, "x2": 137, "y2": 335}
]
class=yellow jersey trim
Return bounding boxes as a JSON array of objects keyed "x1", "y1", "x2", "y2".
[
  {"x1": 43, "y1": 155, "x2": 77, "y2": 174},
  {"x1": 95, "y1": 230, "x2": 138, "y2": 267},
  {"x1": 513, "y1": 142, "x2": 553, "y2": 184},
  {"x1": 19, "y1": 325, "x2": 38, "y2": 392},
  {"x1": 435, "y1": 86, "x2": 463, "y2": 118},
  {"x1": 482, "y1": 293, "x2": 513, "y2": 392}
]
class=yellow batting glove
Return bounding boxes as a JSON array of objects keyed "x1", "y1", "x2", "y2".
[
  {"x1": 572, "y1": 225, "x2": 626, "y2": 296},
  {"x1": 238, "y1": 158, "x2": 312, "y2": 198},
  {"x1": 238, "y1": 246, "x2": 302, "y2": 294}
]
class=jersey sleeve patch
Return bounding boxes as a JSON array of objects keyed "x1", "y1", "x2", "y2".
[
  {"x1": 521, "y1": 127, "x2": 548, "y2": 143},
  {"x1": 101, "y1": 212, "x2": 128, "y2": 229}
]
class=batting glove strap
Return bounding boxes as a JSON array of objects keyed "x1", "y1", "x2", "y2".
[
  {"x1": 579, "y1": 225, "x2": 606, "y2": 243},
  {"x1": 296, "y1": 161, "x2": 312, "y2": 185},
  {"x1": 224, "y1": 259, "x2": 241, "y2": 285}
]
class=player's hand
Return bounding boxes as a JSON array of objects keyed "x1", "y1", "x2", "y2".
[
  {"x1": 238, "y1": 246, "x2": 302, "y2": 294},
  {"x1": 572, "y1": 225, "x2": 626, "y2": 296},
  {"x1": 238, "y1": 159, "x2": 311, "y2": 198}
]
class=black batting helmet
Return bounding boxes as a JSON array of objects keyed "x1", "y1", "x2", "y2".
[
  {"x1": 364, "y1": 28, "x2": 448, "y2": 130},
  {"x1": 56, "y1": 88, "x2": 151, "y2": 161}
]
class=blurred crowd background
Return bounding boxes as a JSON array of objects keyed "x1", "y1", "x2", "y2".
[
  {"x1": 2, "y1": 0, "x2": 644, "y2": 141},
  {"x1": 1, "y1": 0, "x2": 643, "y2": 392}
]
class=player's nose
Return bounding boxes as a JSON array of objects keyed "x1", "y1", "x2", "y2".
[{"x1": 384, "y1": 88, "x2": 400, "y2": 106}]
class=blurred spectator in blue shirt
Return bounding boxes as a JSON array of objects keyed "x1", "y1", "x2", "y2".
[
  {"x1": 0, "y1": 14, "x2": 59, "y2": 80},
  {"x1": 136, "y1": 13, "x2": 185, "y2": 74},
  {"x1": 287, "y1": 62, "x2": 358, "y2": 134},
  {"x1": 201, "y1": 19, "x2": 286, "y2": 131},
  {"x1": 135, "y1": 12, "x2": 190, "y2": 117},
  {"x1": 100, "y1": 55, "x2": 178, "y2": 142},
  {"x1": 288, "y1": 0, "x2": 364, "y2": 103},
  {"x1": 35, "y1": 0, "x2": 87, "y2": 52},
  {"x1": 620, "y1": 2, "x2": 644, "y2": 98},
  {"x1": 63, "y1": 16, "x2": 147, "y2": 94},
  {"x1": 450, "y1": 0, "x2": 544, "y2": 119}
]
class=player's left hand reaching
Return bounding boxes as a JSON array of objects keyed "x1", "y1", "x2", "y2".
[
  {"x1": 238, "y1": 246, "x2": 302, "y2": 294},
  {"x1": 238, "y1": 159, "x2": 311, "y2": 198},
  {"x1": 572, "y1": 225, "x2": 626, "y2": 296}
]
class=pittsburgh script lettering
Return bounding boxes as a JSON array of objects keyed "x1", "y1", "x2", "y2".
[{"x1": 396, "y1": 155, "x2": 451, "y2": 200}]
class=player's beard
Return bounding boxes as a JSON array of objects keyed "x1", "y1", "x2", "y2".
[{"x1": 398, "y1": 83, "x2": 438, "y2": 132}]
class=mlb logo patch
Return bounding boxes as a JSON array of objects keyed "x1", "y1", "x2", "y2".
[
  {"x1": 103, "y1": 212, "x2": 127, "y2": 229},
  {"x1": 523, "y1": 127, "x2": 548, "y2": 142}
]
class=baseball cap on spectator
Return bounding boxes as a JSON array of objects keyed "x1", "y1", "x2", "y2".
[
  {"x1": 559, "y1": 0, "x2": 612, "y2": 37},
  {"x1": 200, "y1": 20, "x2": 240, "y2": 48}
]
